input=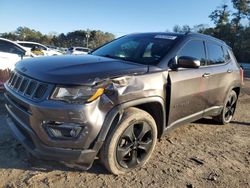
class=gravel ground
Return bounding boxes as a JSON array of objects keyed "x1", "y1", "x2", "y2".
[{"x1": 0, "y1": 80, "x2": 249, "y2": 188}]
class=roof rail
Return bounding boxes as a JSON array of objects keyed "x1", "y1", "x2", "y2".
[{"x1": 184, "y1": 32, "x2": 227, "y2": 45}]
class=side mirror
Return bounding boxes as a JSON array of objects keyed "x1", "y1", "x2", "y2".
[{"x1": 178, "y1": 56, "x2": 200, "y2": 68}]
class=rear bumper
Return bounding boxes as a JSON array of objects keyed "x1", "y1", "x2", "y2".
[{"x1": 6, "y1": 106, "x2": 98, "y2": 169}]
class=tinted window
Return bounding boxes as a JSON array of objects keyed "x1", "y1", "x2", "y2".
[
  {"x1": 19, "y1": 43, "x2": 46, "y2": 50},
  {"x1": 207, "y1": 43, "x2": 225, "y2": 65},
  {"x1": 92, "y1": 35, "x2": 178, "y2": 65},
  {"x1": 178, "y1": 40, "x2": 206, "y2": 66},
  {"x1": 37, "y1": 44, "x2": 47, "y2": 50},
  {"x1": 18, "y1": 43, "x2": 34, "y2": 48},
  {"x1": 0, "y1": 40, "x2": 24, "y2": 55},
  {"x1": 75, "y1": 48, "x2": 89, "y2": 52},
  {"x1": 222, "y1": 46, "x2": 231, "y2": 62}
]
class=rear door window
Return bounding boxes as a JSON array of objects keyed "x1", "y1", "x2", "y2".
[
  {"x1": 178, "y1": 40, "x2": 206, "y2": 66},
  {"x1": 207, "y1": 42, "x2": 225, "y2": 65}
]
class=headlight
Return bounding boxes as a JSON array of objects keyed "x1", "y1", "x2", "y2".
[{"x1": 51, "y1": 86, "x2": 105, "y2": 104}]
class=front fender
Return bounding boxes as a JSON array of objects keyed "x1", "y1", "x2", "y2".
[{"x1": 92, "y1": 96, "x2": 166, "y2": 151}]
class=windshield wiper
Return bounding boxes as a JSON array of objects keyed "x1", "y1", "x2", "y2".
[
  {"x1": 101, "y1": 54, "x2": 142, "y2": 64},
  {"x1": 101, "y1": 54, "x2": 126, "y2": 61}
]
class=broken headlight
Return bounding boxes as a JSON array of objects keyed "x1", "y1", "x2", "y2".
[{"x1": 51, "y1": 86, "x2": 105, "y2": 104}]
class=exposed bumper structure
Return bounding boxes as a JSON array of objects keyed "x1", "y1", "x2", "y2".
[
  {"x1": 4, "y1": 83, "x2": 118, "y2": 169},
  {"x1": 6, "y1": 116, "x2": 97, "y2": 169},
  {"x1": 0, "y1": 69, "x2": 11, "y2": 90}
]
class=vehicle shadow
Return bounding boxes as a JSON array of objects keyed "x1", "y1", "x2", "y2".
[
  {"x1": 0, "y1": 137, "x2": 110, "y2": 175},
  {"x1": 194, "y1": 118, "x2": 220, "y2": 125},
  {"x1": 0, "y1": 154, "x2": 110, "y2": 175},
  {"x1": 194, "y1": 118, "x2": 250, "y2": 127},
  {"x1": 230, "y1": 121, "x2": 250, "y2": 126}
]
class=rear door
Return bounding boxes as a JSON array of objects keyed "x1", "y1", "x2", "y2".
[
  {"x1": 167, "y1": 39, "x2": 211, "y2": 127},
  {"x1": 204, "y1": 42, "x2": 236, "y2": 110}
]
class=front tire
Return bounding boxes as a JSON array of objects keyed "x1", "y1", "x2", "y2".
[
  {"x1": 213, "y1": 90, "x2": 238, "y2": 124},
  {"x1": 100, "y1": 107, "x2": 157, "y2": 175}
]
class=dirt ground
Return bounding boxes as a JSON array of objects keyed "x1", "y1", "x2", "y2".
[{"x1": 0, "y1": 80, "x2": 249, "y2": 188}]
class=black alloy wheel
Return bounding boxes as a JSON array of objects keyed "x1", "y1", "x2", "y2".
[
  {"x1": 223, "y1": 91, "x2": 237, "y2": 122},
  {"x1": 116, "y1": 121, "x2": 153, "y2": 169}
]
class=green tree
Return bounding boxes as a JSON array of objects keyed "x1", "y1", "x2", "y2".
[
  {"x1": 16, "y1": 26, "x2": 43, "y2": 42},
  {"x1": 172, "y1": 25, "x2": 191, "y2": 33},
  {"x1": 209, "y1": 4, "x2": 230, "y2": 26},
  {"x1": 231, "y1": 0, "x2": 250, "y2": 30}
]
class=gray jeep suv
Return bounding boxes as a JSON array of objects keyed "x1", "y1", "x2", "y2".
[{"x1": 4, "y1": 32, "x2": 243, "y2": 174}]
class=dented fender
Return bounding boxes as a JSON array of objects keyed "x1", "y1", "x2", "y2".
[{"x1": 91, "y1": 71, "x2": 168, "y2": 151}]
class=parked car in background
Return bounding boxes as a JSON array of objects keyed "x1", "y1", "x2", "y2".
[
  {"x1": 67, "y1": 47, "x2": 91, "y2": 55},
  {"x1": 46, "y1": 45, "x2": 58, "y2": 50},
  {"x1": 58, "y1": 47, "x2": 68, "y2": 54},
  {"x1": 0, "y1": 38, "x2": 34, "y2": 90},
  {"x1": 17, "y1": 41, "x2": 62, "y2": 56}
]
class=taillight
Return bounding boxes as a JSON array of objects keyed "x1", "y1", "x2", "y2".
[{"x1": 240, "y1": 67, "x2": 244, "y2": 85}]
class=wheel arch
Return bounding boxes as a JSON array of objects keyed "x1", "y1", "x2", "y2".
[
  {"x1": 133, "y1": 102, "x2": 165, "y2": 138},
  {"x1": 222, "y1": 84, "x2": 241, "y2": 105},
  {"x1": 94, "y1": 96, "x2": 166, "y2": 151},
  {"x1": 232, "y1": 87, "x2": 240, "y2": 97}
]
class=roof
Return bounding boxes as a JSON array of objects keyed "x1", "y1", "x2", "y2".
[{"x1": 126, "y1": 32, "x2": 227, "y2": 46}]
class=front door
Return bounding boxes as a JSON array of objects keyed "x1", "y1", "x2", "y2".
[{"x1": 167, "y1": 39, "x2": 210, "y2": 127}]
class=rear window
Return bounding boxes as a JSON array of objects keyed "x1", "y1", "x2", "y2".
[
  {"x1": 222, "y1": 46, "x2": 231, "y2": 62},
  {"x1": 207, "y1": 42, "x2": 225, "y2": 65},
  {"x1": 18, "y1": 43, "x2": 34, "y2": 48},
  {"x1": 82, "y1": 49, "x2": 90, "y2": 52},
  {"x1": 76, "y1": 48, "x2": 88, "y2": 52}
]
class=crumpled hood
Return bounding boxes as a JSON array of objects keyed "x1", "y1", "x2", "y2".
[{"x1": 15, "y1": 55, "x2": 148, "y2": 85}]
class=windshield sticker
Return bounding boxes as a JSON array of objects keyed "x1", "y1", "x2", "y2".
[{"x1": 155, "y1": 35, "x2": 177, "y2": 40}]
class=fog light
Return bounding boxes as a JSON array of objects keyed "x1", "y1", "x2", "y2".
[{"x1": 42, "y1": 121, "x2": 83, "y2": 140}]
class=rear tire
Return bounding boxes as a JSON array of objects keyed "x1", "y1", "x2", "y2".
[
  {"x1": 100, "y1": 107, "x2": 157, "y2": 175},
  {"x1": 213, "y1": 90, "x2": 238, "y2": 124}
]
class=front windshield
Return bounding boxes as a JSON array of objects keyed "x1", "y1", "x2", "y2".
[{"x1": 92, "y1": 34, "x2": 178, "y2": 65}]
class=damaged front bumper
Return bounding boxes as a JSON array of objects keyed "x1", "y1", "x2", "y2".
[
  {"x1": 0, "y1": 69, "x2": 11, "y2": 90},
  {"x1": 4, "y1": 82, "x2": 119, "y2": 169},
  {"x1": 6, "y1": 116, "x2": 98, "y2": 169},
  {"x1": 4, "y1": 71, "x2": 165, "y2": 169}
]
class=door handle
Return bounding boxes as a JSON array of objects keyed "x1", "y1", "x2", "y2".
[
  {"x1": 227, "y1": 69, "x2": 233, "y2": 73},
  {"x1": 202, "y1": 73, "x2": 211, "y2": 78}
]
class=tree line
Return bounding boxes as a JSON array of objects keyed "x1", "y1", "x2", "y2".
[
  {"x1": 0, "y1": 27, "x2": 115, "y2": 49},
  {"x1": 173, "y1": 0, "x2": 250, "y2": 62},
  {"x1": 0, "y1": 0, "x2": 249, "y2": 62}
]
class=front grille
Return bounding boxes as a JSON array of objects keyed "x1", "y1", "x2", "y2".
[{"x1": 8, "y1": 71, "x2": 48, "y2": 100}]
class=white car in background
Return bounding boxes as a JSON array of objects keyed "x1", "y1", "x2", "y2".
[
  {"x1": 17, "y1": 41, "x2": 62, "y2": 56},
  {"x1": 67, "y1": 47, "x2": 91, "y2": 55},
  {"x1": 0, "y1": 38, "x2": 34, "y2": 89}
]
